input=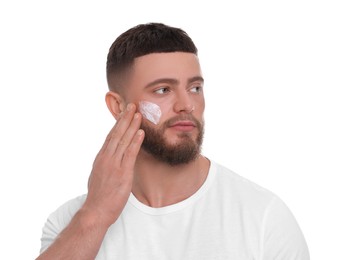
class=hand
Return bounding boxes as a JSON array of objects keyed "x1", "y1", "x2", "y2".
[{"x1": 82, "y1": 103, "x2": 144, "y2": 226}]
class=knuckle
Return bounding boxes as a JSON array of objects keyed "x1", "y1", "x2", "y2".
[{"x1": 118, "y1": 139, "x2": 126, "y2": 146}]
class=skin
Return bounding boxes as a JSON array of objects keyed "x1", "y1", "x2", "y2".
[
  {"x1": 36, "y1": 52, "x2": 210, "y2": 259},
  {"x1": 111, "y1": 52, "x2": 209, "y2": 207}
]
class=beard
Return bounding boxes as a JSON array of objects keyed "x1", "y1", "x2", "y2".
[{"x1": 140, "y1": 115, "x2": 204, "y2": 166}]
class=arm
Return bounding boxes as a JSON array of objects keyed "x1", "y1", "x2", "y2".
[{"x1": 37, "y1": 103, "x2": 144, "y2": 260}]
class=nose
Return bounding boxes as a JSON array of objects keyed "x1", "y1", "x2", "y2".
[{"x1": 173, "y1": 90, "x2": 195, "y2": 114}]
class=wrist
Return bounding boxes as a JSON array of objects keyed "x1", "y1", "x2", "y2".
[{"x1": 76, "y1": 206, "x2": 113, "y2": 231}]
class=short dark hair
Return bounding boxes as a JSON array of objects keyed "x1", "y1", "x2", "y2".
[{"x1": 106, "y1": 23, "x2": 198, "y2": 91}]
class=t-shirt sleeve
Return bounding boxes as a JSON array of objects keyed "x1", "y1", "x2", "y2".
[
  {"x1": 40, "y1": 212, "x2": 61, "y2": 253},
  {"x1": 260, "y1": 196, "x2": 310, "y2": 260},
  {"x1": 39, "y1": 195, "x2": 86, "y2": 254}
]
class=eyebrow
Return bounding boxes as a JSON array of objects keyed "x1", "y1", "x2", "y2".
[{"x1": 144, "y1": 76, "x2": 204, "y2": 89}]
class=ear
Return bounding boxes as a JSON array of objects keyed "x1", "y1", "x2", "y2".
[{"x1": 105, "y1": 91, "x2": 126, "y2": 120}]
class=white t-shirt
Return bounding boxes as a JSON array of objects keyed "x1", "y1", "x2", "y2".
[{"x1": 40, "y1": 161, "x2": 309, "y2": 259}]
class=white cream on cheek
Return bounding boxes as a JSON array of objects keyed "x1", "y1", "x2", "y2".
[{"x1": 138, "y1": 101, "x2": 162, "y2": 125}]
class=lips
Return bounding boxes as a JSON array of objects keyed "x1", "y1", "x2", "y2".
[{"x1": 169, "y1": 120, "x2": 196, "y2": 131}]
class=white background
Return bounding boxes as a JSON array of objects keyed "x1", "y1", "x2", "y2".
[{"x1": 0, "y1": 0, "x2": 345, "y2": 259}]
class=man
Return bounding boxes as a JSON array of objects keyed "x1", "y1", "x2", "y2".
[{"x1": 37, "y1": 23, "x2": 309, "y2": 259}]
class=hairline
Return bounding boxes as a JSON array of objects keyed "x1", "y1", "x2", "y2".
[{"x1": 107, "y1": 51, "x2": 198, "y2": 93}]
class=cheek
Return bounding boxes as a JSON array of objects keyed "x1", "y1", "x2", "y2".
[
  {"x1": 138, "y1": 101, "x2": 162, "y2": 125},
  {"x1": 196, "y1": 97, "x2": 205, "y2": 113}
]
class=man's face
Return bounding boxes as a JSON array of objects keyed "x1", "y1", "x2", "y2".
[{"x1": 123, "y1": 52, "x2": 205, "y2": 165}]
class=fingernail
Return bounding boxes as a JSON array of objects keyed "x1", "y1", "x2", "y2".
[{"x1": 127, "y1": 103, "x2": 133, "y2": 111}]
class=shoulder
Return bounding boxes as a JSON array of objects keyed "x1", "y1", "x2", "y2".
[
  {"x1": 47, "y1": 194, "x2": 87, "y2": 229},
  {"x1": 40, "y1": 194, "x2": 87, "y2": 253},
  {"x1": 209, "y1": 161, "x2": 310, "y2": 258},
  {"x1": 208, "y1": 160, "x2": 293, "y2": 220},
  {"x1": 210, "y1": 160, "x2": 277, "y2": 205}
]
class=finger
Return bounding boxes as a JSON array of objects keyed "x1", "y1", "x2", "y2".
[
  {"x1": 98, "y1": 122, "x2": 119, "y2": 155},
  {"x1": 113, "y1": 112, "x2": 142, "y2": 163},
  {"x1": 121, "y1": 129, "x2": 145, "y2": 170},
  {"x1": 102, "y1": 103, "x2": 137, "y2": 155}
]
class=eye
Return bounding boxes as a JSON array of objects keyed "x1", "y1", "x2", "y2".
[
  {"x1": 190, "y1": 85, "x2": 203, "y2": 93},
  {"x1": 154, "y1": 87, "x2": 170, "y2": 94}
]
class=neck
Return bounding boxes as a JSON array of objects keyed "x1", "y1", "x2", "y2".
[{"x1": 132, "y1": 150, "x2": 210, "y2": 208}]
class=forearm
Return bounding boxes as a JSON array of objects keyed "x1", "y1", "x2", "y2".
[
  {"x1": 37, "y1": 104, "x2": 143, "y2": 259},
  {"x1": 37, "y1": 208, "x2": 110, "y2": 260}
]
